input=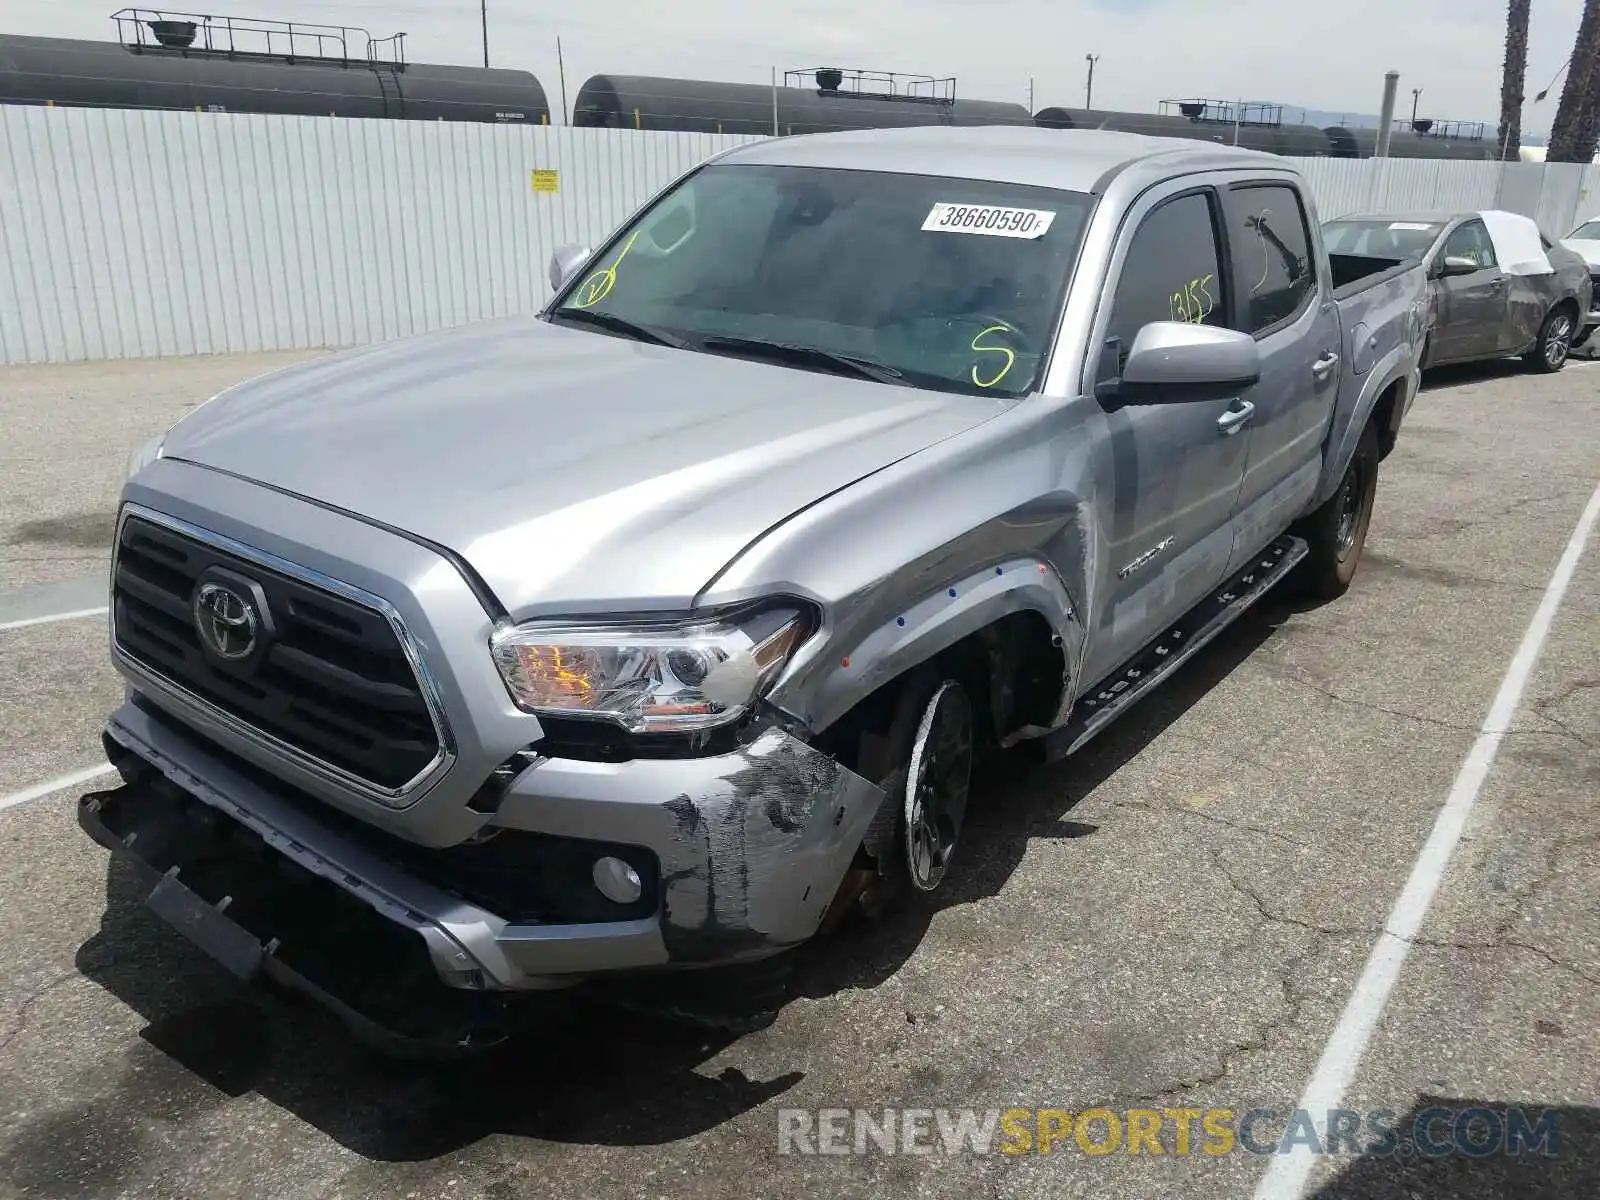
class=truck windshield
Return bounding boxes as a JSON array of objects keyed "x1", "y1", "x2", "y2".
[
  {"x1": 1321, "y1": 219, "x2": 1445, "y2": 262},
  {"x1": 547, "y1": 163, "x2": 1093, "y2": 397}
]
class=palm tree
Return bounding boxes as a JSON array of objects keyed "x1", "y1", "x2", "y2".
[
  {"x1": 1497, "y1": 0, "x2": 1532, "y2": 160},
  {"x1": 1547, "y1": 0, "x2": 1600, "y2": 161}
]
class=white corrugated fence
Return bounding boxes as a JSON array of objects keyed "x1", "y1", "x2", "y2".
[{"x1": 1, "y1": 104, "x2": 1597, "y2": 366}]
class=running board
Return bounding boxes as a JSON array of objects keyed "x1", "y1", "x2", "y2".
[{"x1": 1039, "y1": 535, "x2": 1308, "y2": 763}]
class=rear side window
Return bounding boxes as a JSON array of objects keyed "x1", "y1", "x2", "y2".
[
  {"x1": 1229, "y1": 184, "x2": 1315, "y2": 335},
  {"x1": 1102, "y1": 190, "x2": 1225, "y2": 374}
]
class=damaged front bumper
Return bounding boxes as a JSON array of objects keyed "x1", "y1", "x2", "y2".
[{"x1": 84, "y1": 697, "x2": 885, "y2": 1037}]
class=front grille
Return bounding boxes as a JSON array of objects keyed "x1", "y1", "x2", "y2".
[{"x1": 112, "y1": 513, "x2": 442, "y2": 791}]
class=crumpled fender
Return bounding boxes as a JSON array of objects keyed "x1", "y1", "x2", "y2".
[{"x1": 783, "y1": 553, "x2": 1084, "y2": 738}]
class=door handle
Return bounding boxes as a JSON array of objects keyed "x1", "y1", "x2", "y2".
[
  {"x1": 1311, "y1": 351, "x2": 1340, "y2": 380},
  {"x1": 1216, "y1": 400, "x2": 1255, "y2": 435},
  {"x1": 1489, "y1": 276, "x2": 1507, "y2": 289}
]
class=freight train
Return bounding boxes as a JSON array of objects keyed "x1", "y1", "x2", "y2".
[
  {"x1": 0, "y1": 12, "x2": 550, "y2": 124},
  {"x1": 0, "y1": 12, "x2": 1501, "y2": 161}
]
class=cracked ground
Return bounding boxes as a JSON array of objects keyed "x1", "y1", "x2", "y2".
[{"x1": 0, "y1": 353, "x2": 1596, "y2": 1199}]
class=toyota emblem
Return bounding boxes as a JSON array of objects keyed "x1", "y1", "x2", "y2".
[{"x1": 194, "y1": 581, "x2": 259, "y2": 660}]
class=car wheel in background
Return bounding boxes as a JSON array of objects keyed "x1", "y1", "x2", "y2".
[{"x1": 1524, "y1": 305, "x2": 1576, "y2": 373}]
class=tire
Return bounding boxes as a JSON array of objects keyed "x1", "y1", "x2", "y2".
[
  {"x1": 832, "y1": 669, "x2": 975, "y2": 921},
  {"x1": 1523, "y1": 305, "x2": 1577, "y2": 373},
  {"x1": 1294, "y1": 419, "x2": 1380, "y2": 602}
]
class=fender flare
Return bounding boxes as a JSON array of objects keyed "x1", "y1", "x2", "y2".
[
  {"x1": 1314, "y1": 345, "x2": 1414, "y2": 507},
  {"x1": 770, "y1": 556, "x2": 1086, "y2": 738}
]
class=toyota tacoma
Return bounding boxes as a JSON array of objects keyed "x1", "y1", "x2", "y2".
[{"x1": 81, "y1": 126, "x2": 1428, "y2": 1049}]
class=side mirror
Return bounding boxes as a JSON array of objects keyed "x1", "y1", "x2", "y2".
[
  {"x1": 1104, "y1": 321, "x2": 1262, "y2": 403},
  {"x1": 549, "y1": 244, "x2": 593, "y2": 292},
  {"x1": 1439, "y1": 255, "x2": 1479, "y2": 277}
]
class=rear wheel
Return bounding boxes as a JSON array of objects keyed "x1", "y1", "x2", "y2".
[
  {"x1": 1523, "y1": 305, "x2": 1576, "y2": 373},
  {"x1": 1294, "y1": 419, "x2": 1380, "y2": 601}
]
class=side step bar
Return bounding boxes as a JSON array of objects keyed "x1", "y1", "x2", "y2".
[{"x1": 1039, "y1": 535, "x2": 1308, "y2": 763}]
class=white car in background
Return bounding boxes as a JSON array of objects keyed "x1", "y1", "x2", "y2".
[{"x1": 1561, "y1": 215, "x2": 1600, "y2": 351}]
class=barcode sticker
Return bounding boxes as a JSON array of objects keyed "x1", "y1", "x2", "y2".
[{"x1": 923, "y1": 203, "x2": 1056, "y2": 239}]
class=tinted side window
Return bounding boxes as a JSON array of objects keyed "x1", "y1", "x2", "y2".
[
  {"x1": 1442, "y1": 219, "x2": 1498, "y2": 268},
  {"x1": 1230, "y1": 184, "x2": 1315, "y2": 335},
  {"x1": 1104, "y1": 191, "x2": 1225, "y2": 372}
]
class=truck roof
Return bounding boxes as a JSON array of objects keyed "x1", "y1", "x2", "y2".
[{"x1": 716, "y1": 125, "x2": 1295, "y2": 195}]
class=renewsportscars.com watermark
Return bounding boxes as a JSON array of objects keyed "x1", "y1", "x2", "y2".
[{"x1": 777, "y1": 1106, "x2": 1561, "y2": 1158}]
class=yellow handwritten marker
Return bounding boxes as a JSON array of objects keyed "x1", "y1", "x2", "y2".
[
  {"x1": 970, "y1": 323, "x2": 1017, "y2": 388},
  {"x1": 1251, "y1": 210, "x2": 1272, "y2": 294},
  {"x1": 573, "y1": 230, "x2": 641, "y2": 309}
]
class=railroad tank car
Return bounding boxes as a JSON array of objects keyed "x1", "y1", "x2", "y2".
[
  {"x1": 1320, "y1": 123, "x2": 1496, "y2": 161},
  {"x1": 0, "y1": 32, "x2": 550, "y2": 124},
  {"x1": 1034, "y1": 105, "x2": 1334, "y2": 157},
  {"x1": 572, "y1": 73, "x2": 1034, "y2": 135}
]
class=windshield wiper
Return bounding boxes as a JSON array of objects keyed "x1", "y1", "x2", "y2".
[
  {"x1": 549, "y1": 308, "x2": 691, "y2": 349},
  {"x1": 698, "y1": 335, "x2": 904, "y2": 386}
]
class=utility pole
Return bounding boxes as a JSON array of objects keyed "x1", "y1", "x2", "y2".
[
  {"x1": 1028, "y1": 77, "x2": 1034, "y2": 112},
  {"x1": 480, "y1": 0, "x2": 488, "y2": 68},
  {"x1": 1411, "y1": 87, "x2": 1422, "y2": 124},
  {"x1": 771, "y1": 67, "x2": 779, "y2": 136},
  {"x1": 1084, "y1": 54, "x2": 1098, "y2": 109},
  {"x1": 556, "y1": 37, "x2": 569, "y2": 124},
  {"x1": 1375, "y1": 69, "x2": 1400, "y2": 157}
]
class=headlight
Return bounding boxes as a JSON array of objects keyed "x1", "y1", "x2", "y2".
[
  {"x1": 490, "y1": 605, "x2": 812, "y2": 734},
  {"x1": 125, "y1": 433, "x2": 165, "y2": 480}
]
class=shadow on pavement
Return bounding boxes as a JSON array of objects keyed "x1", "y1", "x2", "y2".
[
  {"x1": 1418, "y1": 358, "x2": 1554, "y2": 392},
  {"x1": 1310, "y1": 1096, "x2": 1597, "y2": 1200},
  {"x1": 30, "y1": 592, "x2": 1310, "y2": 1173}
]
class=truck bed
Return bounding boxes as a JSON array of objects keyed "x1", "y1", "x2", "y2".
[{"x1": 1329, "y1": 251, "x2": 1416, "y2": 300}]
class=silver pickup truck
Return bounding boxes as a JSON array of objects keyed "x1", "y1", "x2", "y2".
[{"x1": 83, "y1": 127, "x2": 1427, "y2": 1048}]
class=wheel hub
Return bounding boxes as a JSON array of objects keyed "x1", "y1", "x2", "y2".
[
  {"x1": 1546, "y1": 316, "x2": 1572, "y2": 367},
  {"x1": 1335, "y1": 463, "x2": 1365, "y2": 559},
  {"x1": 902, "y1": 681, "x2": 974, "y2": 893}
]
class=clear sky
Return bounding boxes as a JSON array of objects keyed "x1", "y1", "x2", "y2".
[{"x1": 8, "y1": 0, "x2": 1590, "y2": 135}]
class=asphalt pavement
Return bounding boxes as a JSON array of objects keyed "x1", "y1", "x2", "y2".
[{"x1": 0, "y1": 350, "x2": 1595, "y2": 1200}]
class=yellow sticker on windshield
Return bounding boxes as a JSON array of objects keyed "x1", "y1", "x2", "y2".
[
  {"x1": 971, "y1": 323, "x2": 1017, "y2": 389},
  {"x1": 573, "y1": 230, "x2": 641, "y2": 309}
]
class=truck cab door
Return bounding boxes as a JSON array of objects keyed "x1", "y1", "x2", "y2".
[
  {"x1": 1430, "y1": 218, "x2": 1508, "y2": 359},
  {"x1": 1078, "y1": 183, "x2": 1249, "y2": 689},
  {"x1": 1217, "y1": 180, "x2": 1339, "y2": 572}
]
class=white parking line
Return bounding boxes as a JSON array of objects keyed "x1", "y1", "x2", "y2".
[
  {"x1": 0, "y1": 762, "x2": 118, "y2": 814},
  {"x1": 0, "y1": 606, "x2": 110, "y2": 633},
  {"x1": 1255, "y1": 479, "x2": 1600, "y2": 1200}
]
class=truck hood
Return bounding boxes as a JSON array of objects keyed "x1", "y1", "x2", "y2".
[{"x1": 161, "y1": 316, "x2": 1006, "y2": 616}]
